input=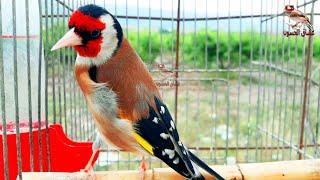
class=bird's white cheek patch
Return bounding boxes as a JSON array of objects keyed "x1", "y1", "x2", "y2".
[{"x1": 75, "y1": 14, "x2": 119, "y2": 67}]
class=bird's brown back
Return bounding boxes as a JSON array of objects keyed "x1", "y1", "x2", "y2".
[{"x1": 96, "y1": 38, "x2": 160, "y2": 121}]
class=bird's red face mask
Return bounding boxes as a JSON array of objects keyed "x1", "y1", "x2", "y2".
[
  {"x1": 284, "y1": 5, "x2": 294, "y2": 12},
  {"x1": 51, "y1": 10, "x2": 106, "y2": 57}
]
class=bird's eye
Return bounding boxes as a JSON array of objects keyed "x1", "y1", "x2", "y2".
[{"x1": 91, "y1": 30, "x2": 101, "y2": 38}]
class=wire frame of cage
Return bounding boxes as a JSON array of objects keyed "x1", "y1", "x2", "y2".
[{"x1": 0, "y1": 0, "x2": 319, "y2": 179}]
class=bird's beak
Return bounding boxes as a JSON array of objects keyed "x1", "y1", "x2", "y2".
[{"x1": 51, "y1": 27, "x2": 82, "y2": 51}]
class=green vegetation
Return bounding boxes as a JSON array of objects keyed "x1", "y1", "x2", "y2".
[
  {"x1": 44, "y1": 24, "x2": 320, "y2": 69},
  {"x1": 127, "y1": 30, "x2": 320, "y2": 68}
]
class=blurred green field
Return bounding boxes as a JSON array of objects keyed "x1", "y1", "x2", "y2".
[
  {"x1": 127, "y1": 30, "x2": 320, "y2": 68},
  {"x1": 44, "y1": 24, "x2": 320, "y2": 68}
]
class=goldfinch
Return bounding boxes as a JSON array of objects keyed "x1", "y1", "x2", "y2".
[{"x1": 51, "y1": 4, "x2": 224, "y2": 180}]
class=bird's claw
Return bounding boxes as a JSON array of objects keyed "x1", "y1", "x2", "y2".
[
  {"x1": 80, "y1": 165, "x2": 96, "y2": 180},
  {"x1": 139, "y1": 157, "x2": 148, "y2": 180},
  {"x1": 80, "y1": 164, "x2": 93, "y2": 173}
]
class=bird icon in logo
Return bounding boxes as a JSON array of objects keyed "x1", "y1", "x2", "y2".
[{"x1": 284, "y1": 5, "x2": 313, "y2": 31}]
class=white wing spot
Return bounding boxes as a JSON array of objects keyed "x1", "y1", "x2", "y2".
[
  {"x1": 170, "y1": 120, "x2": 175, "y2": 129},
  {"x1": 160, "y1": 133, "x2": 170, "y2": 140},
  {"x1": 173, "y1": 157, "x2": 179, "y2": 164},
  {"x1": 164, "y1": 149, "x2": 175, "y2": 159},
  {"x1": 183, "y1": 150, "x2": 187, "y2": 155},
  {"x1": 169, "y1": 127, "x2": 173, "y2": 131},
  {"x1": 178, "y1": 141, "x2": 183, "y2": 146},
  {"x1": 152, "y1": 117, "x2": 158, "y2": 124},
  {"x1": 160, "y1": 106, "x2": 165, "y2": 114},
  {"x1": 162, "y1": 150, "x2": 166, "y2": 156}
]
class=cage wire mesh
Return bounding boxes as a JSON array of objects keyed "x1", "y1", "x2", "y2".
[{"x1": 0, "y1": 0, "x2": 320, "y2": 178}]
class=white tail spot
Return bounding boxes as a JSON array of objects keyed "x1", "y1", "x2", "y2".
[
  {"x1": 183, "y1": 150, "x2": 187, "y2": 155},
  {"x1": 152, "y1": 117, "x2": 158, "y2": 124},
  {"x1": 164, "y1": 149, "x2": 175, "y2": 159},
  {"x1": 170, "y1": 120, "x2": 175, "y2": 129},
  {"x1": 160, "y1": 106, "x2": 165, "y2": 114},
  {"x1": 160, "y1": 133, "x2": 170, "y2": 140},
  {"x1": 162, "y1": 150, "x2": 166, "y2": 156},
  {"x1": 173, "y1": 157, "x2": 179, "y2": 164}
]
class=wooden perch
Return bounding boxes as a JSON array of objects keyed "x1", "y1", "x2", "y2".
[{"x1": 21, "y1": 159, "x2": 320, "y2": 180}]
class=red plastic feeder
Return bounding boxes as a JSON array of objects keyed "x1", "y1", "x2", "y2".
[{"x1": 0, "y1": 121, "x2": 99, "y2": 180}]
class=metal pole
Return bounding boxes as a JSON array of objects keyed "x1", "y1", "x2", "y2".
[
  {"x1": 37, "y1": 0, "x2": 43, "y2": 172},
  {"x1": 0, "y1": 0, "x2": 8, "y2": 178},
  {"x1": 12, "y1": 0, "x2": 23, "y2": 178},
  {"x1": 299, "y1": 1, "x2": 315, "y2": 160},
  {"x1": 25, "y1": 0, "x2": 34, "y2": 171},
  {"x1": 174, "y1": 0, "x2": 180, "y2": 125}
]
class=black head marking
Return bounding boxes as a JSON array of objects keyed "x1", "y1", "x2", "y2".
[
  {"x1": 78, "y1": 4, "x2": 108, "y2": 19},
  {"x1": 77, "y1": 4, "x2": 123, "y2": 49},
  {"x1": 112, "y1": 16, "x2": 123, "y2": 49},
  {"x1": 89, "y1": 66, "x2": 97, "y2": 82}
]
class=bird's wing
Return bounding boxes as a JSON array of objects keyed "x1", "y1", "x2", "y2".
[
  {"x1": 133, "y1": 96, "x2": 198, "y2": 179},
  {"x1": 133, "y1": 96, "x2": 224, "y2": 180},
  {"x1": 290, "y1": 9, "x2": 309, "y2": 20}
]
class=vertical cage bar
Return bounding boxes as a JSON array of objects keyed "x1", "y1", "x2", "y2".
[
  {"x1": 57, "y1": 0, "x2": 62, "y2": 125},
  {"x1": 214, "y1": 82, "x2": 218, "y2": 162},
  {"x1": 171, "y1": 0, "x2": 174, "y2": 69},
  {"x1": 281, "y1": 0, "x2": 287, "y2": 160},
  {"x1": 62, "y1": 0, "x2": 68, "y2": 135},
  {"x1": 68, "y1": 0, "x2": 74, "y2": 139},
  {"x1": 216, "y1": 0, "x2": 219, "y2": 69},
  {"x1": 148, "y1": 0, "x2": 151, "y2": 63},
  {"x1": 44, "y1": 0, "x2": 51, "y2": 171},
  {"x1": 273, "y1": 0, "x2": 280, "y2": 160},
  {"x1": 256, "y1": 0, "x2": 264, "y2": 161},
  {"x1": 37, "y1": 0, "x2": 44, "y2": 172},
  {"x1": 193, "y1": 0, "x2": 196, "y2": 68},
  {"x1": 262, "y1": 0, "x2": 269, "y2": 161},
  {"x1": 25, "y1": 0, "x2": 34, "y2": 171},
  {"x1": 235, "y1": 0, "x2": 242, "y2": 161},
  {"x1": 160, "y1": 0, "x2": 163, "y2": 64},
  {"x1": 0, "y1": 0, "x2": 8, "y2": 178},
  {"x1": 268, "y1": 0, "x2": 274, "y2": 160},
  {"x1": 137, "y1": 0, "x2": 139, "y2": 52},
  {"x1": 51, "y1": 0, "x2": 57, "y2": 124},
  {"x1": 225, "y1": 0, "x2": 231, "y2": 163},
  {"x1": 246, "y1": 0, "x2": 254, "y2": 162},
  {"x1": 204, "y1": 0, "x2": 208, "y2": 69},
  {"x1": 12, "y1": 0, "x2": 23, "y2": 178},
  {"x1": 283, "y1": 0, "x2": 291, "y2": 160},
  {"x1": 174, "y1": 0, "x2": 181, "y2": 125}
]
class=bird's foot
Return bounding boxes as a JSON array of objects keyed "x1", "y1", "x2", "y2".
[
  {"x1": 80, "y1": 163, "x2": 93, "y2": 173},
  {"x1": 139, "y1": 156, "x2": 148, "y2": 180},
  {"x1": 80, "y1": 164, "x2": 96, "y2": 180},
  {"x1": 79, "y1": 148, "x2": 100, "y2": 179}
]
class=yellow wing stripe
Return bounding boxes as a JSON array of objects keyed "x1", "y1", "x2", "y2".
[{"x1": 133, "y1": 132, "x2": 154, "y2": 155}]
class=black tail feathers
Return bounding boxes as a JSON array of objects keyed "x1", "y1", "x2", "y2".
[{"x1": 188, "y1": 150, "x2": 225, "y2": 180}]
